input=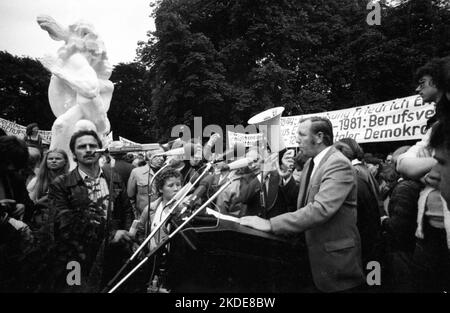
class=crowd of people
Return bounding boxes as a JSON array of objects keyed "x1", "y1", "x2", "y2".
[{"x1": 1, "y1": 56, "x2": 450, "y2": 293}]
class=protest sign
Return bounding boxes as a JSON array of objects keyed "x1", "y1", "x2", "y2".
[
  {"x1": 227, "y1": 131, "x2": 263, "y2": 148},
  {"x1": 280, "y1": 95, "x2": 434, "y2": 146},
  {"x1": 0, "y1": 117, "x2": 52, "y2": 143}
]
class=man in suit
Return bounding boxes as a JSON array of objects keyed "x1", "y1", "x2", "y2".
[{"x1": 240, "y1": 116, "x2": 364, "y2": 293}]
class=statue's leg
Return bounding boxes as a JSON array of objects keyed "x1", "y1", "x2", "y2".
[
  {"x1": 50, "y1": 104, "x2": 83, "y2": 158},
  {"x1": 77, "y1": 95, "x2": 110, "y2": 135}
]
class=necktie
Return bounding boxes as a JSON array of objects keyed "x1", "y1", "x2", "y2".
[{"x1": 301, "y1": 159, "x2": 315, "y2": 207}]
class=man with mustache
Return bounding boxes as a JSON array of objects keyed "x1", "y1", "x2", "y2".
[{"x1": 48, "y1": 130, "x2": 134, "y2": 292}]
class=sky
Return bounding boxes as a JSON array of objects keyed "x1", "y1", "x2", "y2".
[{"x1": 0, "y1": 0, "x2": 155, "y2": 65}]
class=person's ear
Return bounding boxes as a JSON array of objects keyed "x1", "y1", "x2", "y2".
[{"x1": 315, "y1": 132, "x2": 324, "y2": 145}]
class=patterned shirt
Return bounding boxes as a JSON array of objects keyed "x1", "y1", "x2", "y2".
[{"x1": 78, "y1": 167, "x2": 110, "y2": 220}]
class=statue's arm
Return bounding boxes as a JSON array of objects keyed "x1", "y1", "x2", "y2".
[
  {"x1": 37, "y1": 15, "x2": 69, "y2": 42},
  {"x1": 42, "y1": 53, "x2": 100, "y2": 99}
]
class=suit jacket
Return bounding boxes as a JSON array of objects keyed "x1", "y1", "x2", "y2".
[
  {"x1": 270, "y1": 146, "x2": 364, "y2": 292},
  {"x1": 238, "y1": 170, "x2": 298, "y2": 218}
]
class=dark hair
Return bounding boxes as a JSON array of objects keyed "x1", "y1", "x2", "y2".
[
  {"x1": 379, "y1": 163, "x2": 399, "y2": 183},
  {"x1": 378, "y1": 163, "x2": 400, "y2": 199},
  {"x1": 338, "y1": 138, "x2": 364, "y2": 160},
  {"x1": 430, "y1": 120, "x2": 450, "y2": 151},
  {"x1": 0, "y1": 136, "x2": 29, "y2": 170},
  {"x1": 417, "y1": 57, "x2": 450, "y2": 125},
  {"x1": 155, "y1": 168, "x2": 182, "y2": 196},
  {"x1": 300, "y1": 116, "x2": 334, "y2": 146},
  {"x1": 415, "y1": 57, "x2": 450, "y2": 92},
  {"x1": 334, "y1": 142, "x2": 353, "y2": 161},
  {"x1": 25, "y1": 123, "x2": 39, "y2": 136},
  {"x1": 69, "y1": 130, "x2": 102, "y2": 153},
  {"x1": 0, "y1": 128, "x2": 6, "y2": 137},
  {"x1": 364, "y1": 156, "x2": 383, "y2": 166}
]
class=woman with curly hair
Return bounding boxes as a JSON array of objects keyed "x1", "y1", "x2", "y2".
[{"x1": 135, "y1": 168, "x2": 182, "y2": 249}]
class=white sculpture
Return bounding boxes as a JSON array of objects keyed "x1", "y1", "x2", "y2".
[{"x1": 37, "y1": 15, "x2": 114, "y2": 168}]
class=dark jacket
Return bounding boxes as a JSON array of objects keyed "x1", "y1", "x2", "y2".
[
  {"x1": 48, "y1": 167, "x2": 134, "y2": 241},
  {"x1": 0, "y1": 170, "x2": 34, "y2": 223},
  {"x1": 237, "y1": 170, "x2": 298, "y2": 218},
  {"x1": 47, "y1": 167, "x2": 134, "y2": 291},
  {"x1": 382, "y1": 179, "x2": 422, "y2": 254},
  {"x1": 102, "y1": 160, "x2": 134, "y2": 186}
]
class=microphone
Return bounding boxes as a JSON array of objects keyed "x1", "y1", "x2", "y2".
[
  {"x1": 170, "y1": 171, "x2": 201, "y2": 203},
  {"x1": 156, "y1": 147, "x2": 185, "y2": 157},
  {"x1": 175, "y1": 174, "x2": 215, "y2": 214},
  {"x1": 220, "y1": 157, "x2": 256, "y2": 172},
  {"x1": 95, "y1": 143, "x2": 161, "y2": 155},
  {"x1": 213, "y1": 142, "x2": 246, "y2": 163}
]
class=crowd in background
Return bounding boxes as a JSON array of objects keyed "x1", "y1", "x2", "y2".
[{"x1": 1, "y1": 56, "x2": 450, "y2": 293}]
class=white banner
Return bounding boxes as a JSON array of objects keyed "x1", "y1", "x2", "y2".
[
  {"x1": 227, "y1": 131, "x2": 263, "y2": 148},
  {"x1": 0, "y1": 117, "x2": 52, "y2": 143},
  {"x1": 280, "y1": 95, "x2": 434, "y2": 146}
]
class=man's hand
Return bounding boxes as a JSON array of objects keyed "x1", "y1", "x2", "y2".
[
  {"x1": 239, "y1": 216, "x2": 272, "y2": 232},
  {"x1": 206, "y1": 133, "x2": 221, "y2": 147},
  {"x1": 277, "y1": 149, "x2": 295, "y2": 180},
  {"x1": 111, "y1": 230, "x2": 132, "y2": 244},
  {"x1": 262, "y1": 152, "x2": 279, "y2": 173}
]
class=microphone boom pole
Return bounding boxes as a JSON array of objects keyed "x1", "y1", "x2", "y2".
[
  {"x1": 102, "y1": 162, "x2": 213, "y2": 292},
  {"x1": 107, "y1": 173, "x2": 238, "y2": 293}
]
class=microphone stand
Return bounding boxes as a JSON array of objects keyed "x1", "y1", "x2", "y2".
[
  {"x1": 145, "y1": 162, "x2": 170, "y2": 237},
  {"x1": 101, "y1": 162, "x2": 212, "y2": 292},
  {"x1": 107, "y1": 173, "x2": 238, "y2": 293}
]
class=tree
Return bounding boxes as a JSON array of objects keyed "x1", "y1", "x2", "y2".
[
  {"x1": 0, "y1": 51, "x2": 53, "y2": 129},
  {"x1": 138, "y1": 0, "x2": 450, "y2": 143},
  {"x1": 108, "y1": 62, "x2": 152, "y2": 143}
]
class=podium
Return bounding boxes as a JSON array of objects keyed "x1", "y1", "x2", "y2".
[{"x1": 165, "y1": 217, "x2": 310, "y2": 292}]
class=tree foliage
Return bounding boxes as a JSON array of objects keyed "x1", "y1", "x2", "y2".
[
  {"x1": 137, "y1": 0, "x2": 450, "y2": 141},
  {"x1": 108, "y1": 62, "x2": 152, "y2": 143},
  {"x1": 2, "y1": 0, "x2": 450, "y2": 143},
  {"x1": 0, "y1": 51, "x2": 53, "y2": 129}
]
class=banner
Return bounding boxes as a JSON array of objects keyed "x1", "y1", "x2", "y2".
[
  {"x1": 0, "y1": 117, "x2": 52, "y2": 143},
  {"x1": 227, "y1": 131, "x2": 263, "y2": 148},
  {"x1": 280, "y1": 95, "x2": 434, "y2": 146}
]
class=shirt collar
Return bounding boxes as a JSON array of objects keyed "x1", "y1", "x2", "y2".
[
  {"x1": 352, "y1": 159, "x2": 362, "y2": 166},
  {"x1": 78, "y1": 167, "x2": 104, "y2": 180},
  {"x1": 313, "y1": 146, "x2": 332, "y2": 168}
]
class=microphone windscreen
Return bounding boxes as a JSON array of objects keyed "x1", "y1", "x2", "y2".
[{"x1": 227, "y1": 157, "x2": 252, "y2": 171}]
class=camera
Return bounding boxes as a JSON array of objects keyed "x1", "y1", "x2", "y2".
[{"x1": 0, "y1": 201, "x2": 15, "y2": 215}]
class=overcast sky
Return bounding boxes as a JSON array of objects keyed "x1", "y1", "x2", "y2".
[{"x1": 0, "y1": 0, "x2": 155, "y2": 65}]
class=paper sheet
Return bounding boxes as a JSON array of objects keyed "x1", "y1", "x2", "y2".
[{"x1": 206, "y1": 207, "x2": 240, "y2": 223}]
